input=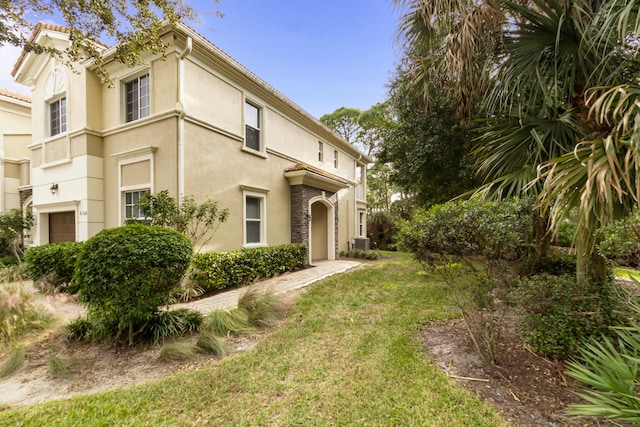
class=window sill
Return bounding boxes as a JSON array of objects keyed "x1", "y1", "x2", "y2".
[
  {"x1": 243, "y1": 242, "x2": 267, "y2": 248},
  {"x1": 241, "y1": 146, "x2": 268, "y2": 159}
]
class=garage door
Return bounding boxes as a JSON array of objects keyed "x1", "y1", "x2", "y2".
[{"x1": 49, "y1": 212, "x2": 76, "y2": 243}]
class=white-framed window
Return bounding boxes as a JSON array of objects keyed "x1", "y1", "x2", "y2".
[
  {"x1": 243, "y1": 191, "x2": 266, "y2": 245},
  {"x1": 334, "y1": 150, "x2": 339, "y2": 168},
  {"x1": 359, "y1": 211, "x2": 365, "y2": 237},
  {"x1": 123, "y1": 189, "x2": 150, "y2": 221},
  {"x1": 114, "y1": 147, "x2": 156, "y2": 225},
  {"x1": 49, "y1": 97, "x2": 67, "y2": 136},
  {"x1": 245, "y1": 101, "x2": 261, "y2": 151},
  {"x1": 318, "y1": 142, "x2": 324, "y2": 162},
  {"x1": 124, "y1": 73, "x2": 150, "y2": 122}
]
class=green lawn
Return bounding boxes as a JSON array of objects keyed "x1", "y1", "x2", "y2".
[
  {"x1": 614, "y1": 266, "x2": 640, "y2": 282},
  {"x1": 0, "y1": 253, "x2": 508, "y2": 426}
]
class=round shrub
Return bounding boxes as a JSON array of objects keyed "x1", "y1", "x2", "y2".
[{"x1": 74, "y1": 224, "x2": 193, "y2": 343}]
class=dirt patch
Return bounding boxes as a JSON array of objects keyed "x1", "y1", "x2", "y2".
[
  {"x1": 417, "y1": 314, "x2": 628, "y2": 427},
  {"x1": 0, "y1": 327, "x2": 268, "y2": 408},
  {"x1": 0, "y1": 283, "x2": 270, "y2": 409}
]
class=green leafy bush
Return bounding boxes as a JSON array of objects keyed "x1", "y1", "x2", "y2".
[
  {"x1": 23, "y1": 242, "x2": 84, "y2": 292},
  {"x1": 191, "y1": 244, "x2": 307, "y2": 291},
  {"x1": 518, "y1": 247, "x2": 577, "y2": 277},
  {"x1": 367, "y1": 211, "x2": 399, "y2": 250},
  {"x1": 556, "y1": 218, "x2": 577, "y2": 248},
  {"x1": 397, "y1": 198, "x2": 532, "y2": 267},
  {"x1": 514, "y1": 275, "x2": 624, "y2": 359},
  {"x1": 339, "y1": 249, "x2": 380, "y2": 260},
  {"x1": 597, "y1": 213, "x2": 640, "y2": 267},
  {"x1": 135, "y1": 190, "x2": 229, "y2": 252},
  {"x1": 73, "y1": 224, "x2": 193, "y2": 345}
]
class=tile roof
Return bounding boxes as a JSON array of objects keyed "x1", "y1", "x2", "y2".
[
  {"x1": 0, "y1": 88, "x2": 31, "y2": 103},
  {"x1": 11, "y1": 23, "x2": 71, "y2": 77},
  {"x1": 284, "y1": 163, "x2": 351, "y2": 185}
]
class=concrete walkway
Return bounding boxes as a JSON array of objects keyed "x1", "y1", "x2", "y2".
[{"x1": 170, "y1": 259, "x2": 361, "y2": 314}]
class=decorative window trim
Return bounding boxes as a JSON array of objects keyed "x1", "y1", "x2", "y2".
[
  {"x1": 117, "y1": 152, "x2": 155, "y2": 225},
  {"x1": 242, "y1": 189, "x2": 267, "y2": 247}
]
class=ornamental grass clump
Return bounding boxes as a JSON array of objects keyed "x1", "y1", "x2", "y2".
[
  {"x1": 203, "y1": 309, "x2": 253, "y2": 336},
  {"x1": 0, "y1": 282, "x2": 53, "y2": 348},
  {"x1": 238, "y1": 288, "x2": 288, "y2": 328},
  {"x1": 196, "y1": 331, "x2": 227, "y2": 357},
  {"x1": 0, "y1": 345, "x2": 25, "y2": 378}
]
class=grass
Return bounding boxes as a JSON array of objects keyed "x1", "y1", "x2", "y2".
[
  {"x1": 0, "y1": 281, "x2": 56, "y2": 348},
  {"x1": 203, "y1": 308, "x2": 253, "y2": 336},
  {"x1": 48, "y1": 353, "x2": 73, "y2": 379},
  {"x1": 0, "y1": 346, "x2": 25, "y2": 378},
  {"x1": 159, "y1": 341, "x2": 202, "y2": 361},
  {"x1": 0, "y1": 252, "x2": 508, "y2": 426},
  {"x1": 613, "y1": 266, "x2": 640, "y2": 282},
  {"x1": 196, "y1": 331, "x2": 227, "y2": 356}
]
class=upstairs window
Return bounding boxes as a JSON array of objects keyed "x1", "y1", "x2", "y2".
[
  {"x1": 334, "y1": 150, "x2": 339, "y2": 168},
  {"x1": 125, "y1": 73, "x2": 150, "y2": 122},
  {"x1": 318, "y1": 142, "x2": 324, "y2": 162},
  {"x1": 245, "y1": 101, "x2": 261, "y2": 151},
  {"x1": 49, "y1": 97, "x2": 67, "y2": 136}
]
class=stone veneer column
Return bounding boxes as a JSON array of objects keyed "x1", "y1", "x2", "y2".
[
  {"x1": 19, "y1": 188, "x2": 33, "y2": 211},
  {"x1": 290, "y1": 184, "x2": 338, "y2": 258}
]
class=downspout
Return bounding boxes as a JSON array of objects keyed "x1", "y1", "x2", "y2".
[{"x1": 177, "y1": 36, "x2": 192, "y2": 201}]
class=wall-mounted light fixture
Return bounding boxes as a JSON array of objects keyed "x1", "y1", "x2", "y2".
[
  {"x1": 305, "y1": 213, "x2": 312, "y2": 222},
  {"x1": 50, "y1": 183, "x2": 58, "y2": 195}
]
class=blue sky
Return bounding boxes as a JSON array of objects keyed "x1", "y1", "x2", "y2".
[{"x1": 0, "y1": 0, "x2": 400, "y2": 118}]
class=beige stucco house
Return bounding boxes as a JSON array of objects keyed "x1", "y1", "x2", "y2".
[
  {"x1": 11, "y1": 22, "x2": 370, "y2": 262},
  {"x1": 0, "y1": 89, "x2": 31, "y2": 213}
]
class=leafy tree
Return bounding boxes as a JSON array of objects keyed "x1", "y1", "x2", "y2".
[
  {"x1": 394, "y1": 0, "x2": 640, "y2": 285},
  {"x1": 0, "y1": 209, "x2": 34, "y2": 262},
  {"x1": 320, "y1": 103, "x2": 392, "y2": 157},
  {"x1": 366, "y1": 162, "x2": 398, "y2": 213},
  {"x1": 135, "y1": 190, "x2": 229, "y2": 253},
  {"x1": 320, "y1": 107, "x2": 362, "y2": 144},
  {"x1": 0, "y1": 0, "x2": 221, "y2": 83},
  {"x1": 378, "y1": 68, "x2": 476, "y2": 207}
]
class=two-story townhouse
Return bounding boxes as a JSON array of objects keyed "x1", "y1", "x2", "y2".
[
  {"x1": 11, "y1": 22, "x2": 371, "y2": 263},
  {"x1": 0, "y1": 89, "x2": 31, "y2": 214}
]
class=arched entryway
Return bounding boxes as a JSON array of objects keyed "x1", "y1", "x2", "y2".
[
  {"x1": 311, "y1": 201, "x2": 328, "y2": 261},
  {"x1": 308, "y1": 196, "x2": 336, "y2": 263}
]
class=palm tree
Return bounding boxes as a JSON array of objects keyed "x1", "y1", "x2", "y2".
[{"x1": 394, "y1": 0, "x2": 639, "y2": 284}]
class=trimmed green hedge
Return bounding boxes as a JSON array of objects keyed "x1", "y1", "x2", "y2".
[
  {"x1": 23, "y1": 242, "x2": 85, "y2": 289},
  {"x1": 191, "y1": 244, "x2": 308, "y2": 291}
]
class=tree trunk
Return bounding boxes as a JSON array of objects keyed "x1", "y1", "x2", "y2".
[
  {"x1": 532, "y1": 210, "x2": 551, "y2": 259},
  {"x1": 575, "y1": 224, "x2": 608, "y2": 285}
]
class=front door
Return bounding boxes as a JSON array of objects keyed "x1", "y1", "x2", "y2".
[{"x1": 311, "y1": 202, "x2": 328, "y2": 261}]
